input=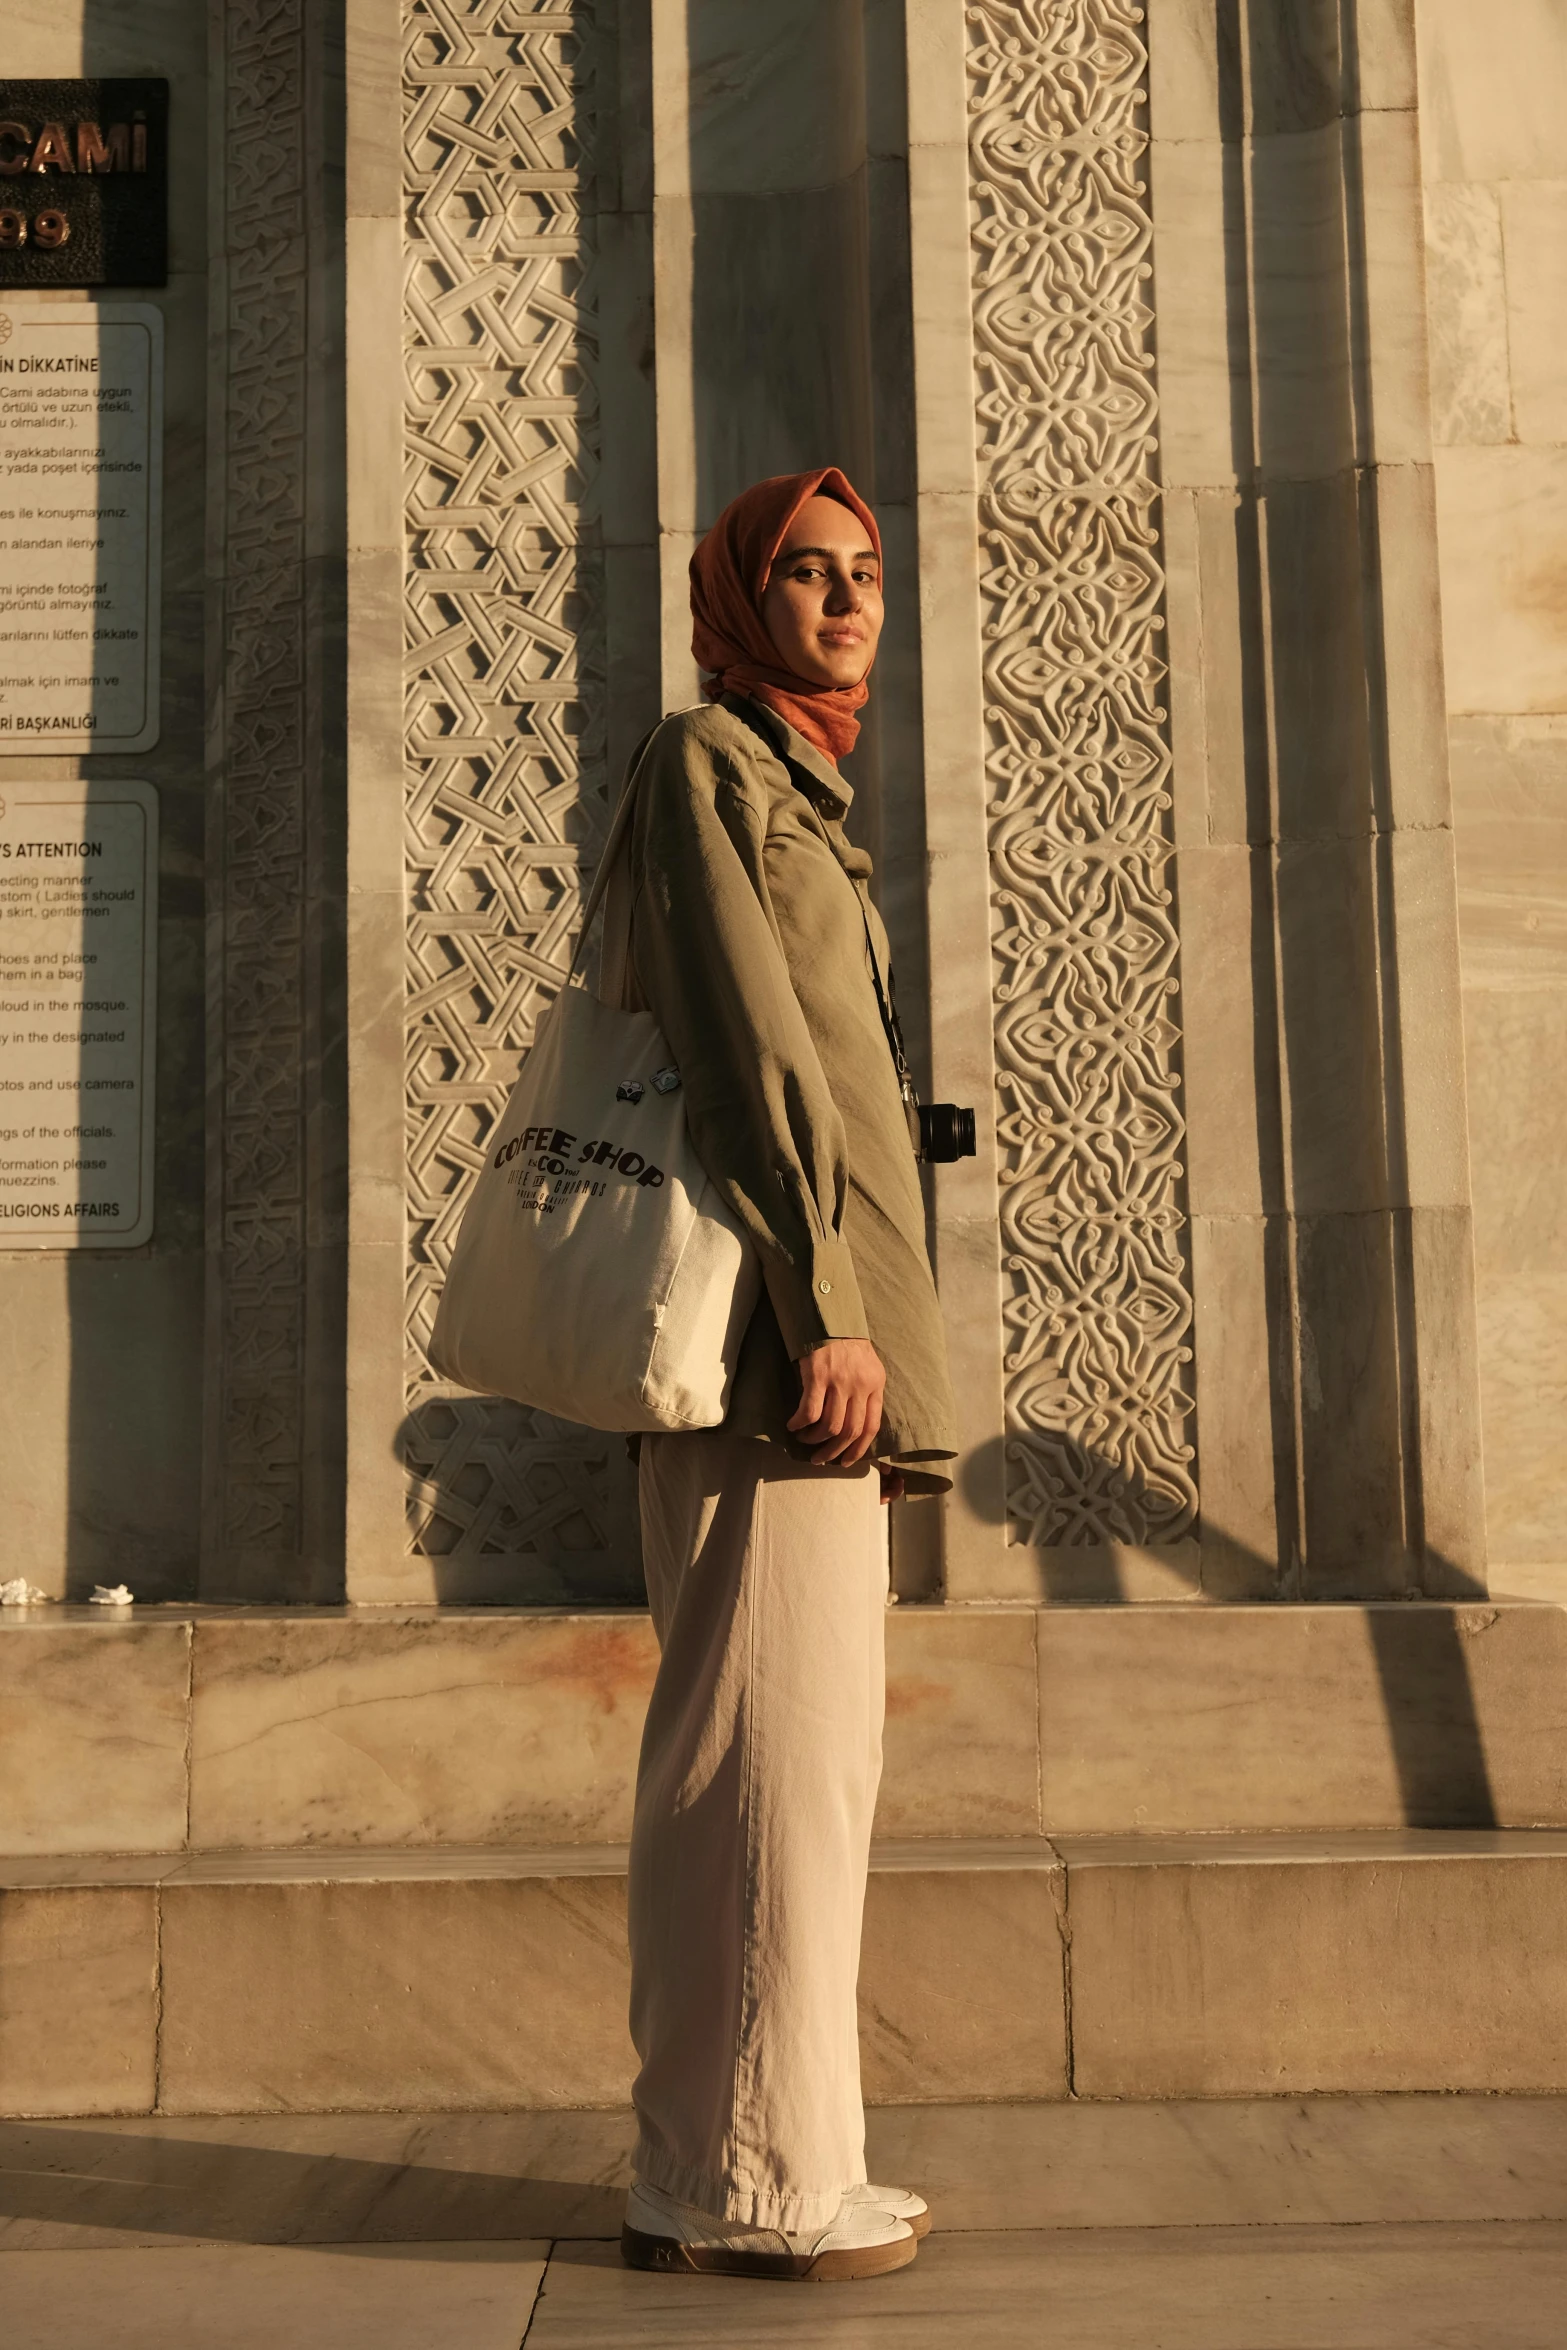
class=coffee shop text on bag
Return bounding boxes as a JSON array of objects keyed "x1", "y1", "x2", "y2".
[{"x1": 427, "y1": 742, "x2": 761, "y2": 1431}]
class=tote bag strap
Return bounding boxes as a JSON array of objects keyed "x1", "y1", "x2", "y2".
[{"x1": 566, "y1": 720, "x2": 662, "y2": 996}]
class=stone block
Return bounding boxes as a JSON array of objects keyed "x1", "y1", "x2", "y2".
[
  {"x1": 1066, "y1": 1833, "x2": 1567, "y2": 2096},
  {"x1": 159, "y1": 1877, "x2": 637, "y2": 2114},
  {"x1": 1293, "y1": 1209, "x2": 1410, "y2": 1594},
  {"x1": 1407, "y1": 1203, "x2": 1487, "y2": 1594},
  {"x1": 1452, "y1": 712, "x2": 1567, "y2": 988},
  {"x1": 1032, "y1": 1544, "x2": 1202, "y2": 1605},
  {"x1": 878, "y1": 1607, "x2": 1039, "y2": 1838},
  {"x1": 0, "y1": 1889, "x2": 156, "y2": 2117},
  {"x1": 1388, "y1": 827, "x2": 1470, "y2": 1206},
  {"x1": 1039, "y1": 1603, "x2": 1567, "y2": 1834},
  {"x1": 1264, "y1": 472, "x2": 1375, "y2": 839},
  {"x1": 346, "y1": 0, "x2": 403, "y2": 221},
  {"x1": 344, "y1": 216, "x2": 403, "y2": 559},
  {"x1": 1355, "y1": 109, "x2": 1436, "y2": 466},
  {"x1": 1147, "y1": 135, "x2": 1238, "y2": 494},
  {"x1": 1476, "y1": 1271, "x2": 1567, "y2": 1566},
  {"x1": 1423, "y1": 181, "x2": 1511, "y2": 448},
  {"x1": 1187, "y1": 1215, "x2": 1284, "y2": 1593},
  {"x1": 1275, "y1": 836, "x2": 1389, "y2": 1213},
  {"x1": 1350, "y1": 0, "x2": 1420, "y2": 116},
  {"x1": 1146, "y1": 0, "x2": 1223, "y2": 145},
  {"x1": 0, "y1": 1254, "x2": 204, "y2": 1602},
  {"x1": 1435, "y1": 445, "x2": 1567, "y2": 716},
  {"x1": 0, "y1": 1623, "x2": 189, "y2": 1857},
  {"x1": 1500, "y1": 179, "x2": 1567, "y2": 448},
  {"x1": 1416, "y1": 0, "x2": 1567, "y2": 184},
  {"x1": 1193, "y1": 485, "x2": 1268, "y2": 845},
  {"x1": 686, "y1": 0, "x2": 862, "y2": 196},
  {"x1": 1375, "y1": 462, "x2": 1456, "y2": 830},
  {"x1": 1248, "y1": 124, "x2": 1356, "y2": 482},
  {"x1": 0, "y1": 2240, "x2": 551, "y2": 2350},
  {"x1": 1178, "y1": 844, "x2": 1276, "y2": 1216},
  {"x1": 188, "y1": 1614, "x2": 658, "y2": 1851},
  {"x1": 858, "y1": 1854, "x2": 1067, "y2": 2103}
]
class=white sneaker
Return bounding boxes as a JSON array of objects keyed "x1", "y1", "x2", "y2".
[
  {"x1": 621, "y1": 2177, "x2": 918, "y2": 2281},
  {"x1": 845, "y1": 2178, "x2": 931, "y2": 2238}
]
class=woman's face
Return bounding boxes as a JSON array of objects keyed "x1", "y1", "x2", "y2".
[{"x1": 760, "y1": 495, "x2": 884, "y2": 688}]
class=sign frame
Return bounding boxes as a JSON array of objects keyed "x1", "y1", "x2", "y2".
[
  {"x1": 0, "y1": 777, "x2": 158, "y2": 1250},
  {"x1": 0, "y1": 300, "x2": 163, "y2": 756}
]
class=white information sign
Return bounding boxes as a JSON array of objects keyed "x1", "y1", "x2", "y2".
[
  {"x1": 0, "y1": 303, "x2": 162, "y2": 755},
  {"x1": 0, "y1": 781, "x2": 157, "y2": 1247}
]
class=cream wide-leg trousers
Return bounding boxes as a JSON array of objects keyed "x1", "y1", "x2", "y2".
[{"x1": 627, "y1": 1430, "x2": 888, "y2": 2235}]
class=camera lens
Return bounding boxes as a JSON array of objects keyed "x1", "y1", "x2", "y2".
[{"x1": 917, "y1": 1104, "x2": 977, "y2": 1163}]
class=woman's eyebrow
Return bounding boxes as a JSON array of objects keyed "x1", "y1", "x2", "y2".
[{"x1": 772, "y1": 543, "x2": 880, "y2": 566}]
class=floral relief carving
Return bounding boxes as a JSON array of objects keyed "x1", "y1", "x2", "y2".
[
  {"x1": 965, "y1": 0, "x2": 1198, "y2": 1548},
  {"x1": 403, "y1": 0, "x2": 629, "y2": 1568}
]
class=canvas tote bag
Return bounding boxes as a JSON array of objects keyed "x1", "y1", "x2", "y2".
[{"x1": 428, "y1": 741, "x2": 761, "y2": 1431}]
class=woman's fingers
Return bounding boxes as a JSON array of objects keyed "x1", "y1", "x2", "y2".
[
  {"x1": 834, "y1": 1380, "x2": 883, "y2": 1466},
  {"x1": 789, "y1": 1340, "x2": 886, "y2": 1465},
  {"x1": 786, "y1": 1350, "x2": 834, "y2": 1434},
  {"x1": 812, "y1": 1390, "x2": 867, "y2": 1464}
]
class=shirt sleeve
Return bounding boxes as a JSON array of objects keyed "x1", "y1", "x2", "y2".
[{"x1": 627, "y1": 718, "x2": 870, "y2": 1358}]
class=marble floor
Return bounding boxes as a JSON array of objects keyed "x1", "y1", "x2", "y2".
[{"x1": 5, "y1": 2099, "x2": 1567, "y2": 2347}]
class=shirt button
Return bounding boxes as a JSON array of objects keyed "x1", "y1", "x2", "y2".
[{"x1": 818, "y1": 1279, "x2": 832, "y2": 1294}]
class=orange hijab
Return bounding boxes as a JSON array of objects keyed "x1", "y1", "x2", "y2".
[{"x1": 689, "y1": 467, "x2": 881, "y2": 765}]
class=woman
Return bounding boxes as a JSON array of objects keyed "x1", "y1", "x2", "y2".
[{"x1": 617, "y1": 469, "x2": 957, "y2": 2283}]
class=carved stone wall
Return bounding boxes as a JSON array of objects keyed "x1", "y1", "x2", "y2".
[
  {"x1": 965, "y1": 0, "x2": 1197, "y2": 1550},
  {"x1": 206, "y1": 0, "x2": 318, "y2": 1589},
  {"x1": 402, "y1": 0, "x2": 635, "y2": 1585}
]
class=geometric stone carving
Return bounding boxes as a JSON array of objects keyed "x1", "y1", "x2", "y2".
[
  {"x1": 402, "y1": 0, "x2": 629, "y2": 1569},
  {"x1": 966, "y1": 0, "x2": 1199, "y2": 1548}
]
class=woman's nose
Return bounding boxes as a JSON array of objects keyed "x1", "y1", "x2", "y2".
[{"x1": 826, "y1": 569, "x2": 863, "y2": 612}]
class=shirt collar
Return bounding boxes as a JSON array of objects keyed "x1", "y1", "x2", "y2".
[{"x1": 727, "y1": 694, "x2": 854, "y2": 819}]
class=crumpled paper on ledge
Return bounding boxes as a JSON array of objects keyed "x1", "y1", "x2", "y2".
[
  {"x1": 0, "y1": 1578, "x2": 49, "y2": 1606},
  {"x1": 88, "y1": 1584, "x2": 135, "y2": 1606}
]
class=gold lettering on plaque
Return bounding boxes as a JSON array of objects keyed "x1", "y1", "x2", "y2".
[
  {"x1": 0, "y1": 123, "x2": 28, "y2": 176},
  {"x1": 76, "y1": 121, "x2": 130, "y2": 174},
  {"x1": 28, "y1": 123, "x2": 76, "y2": 173}
]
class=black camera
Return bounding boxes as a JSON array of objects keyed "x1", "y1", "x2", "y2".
[{"x1": 913, "y1": 1101, "x2": 976, "y2": 1163}]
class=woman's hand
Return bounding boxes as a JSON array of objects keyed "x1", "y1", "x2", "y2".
[{"x1": 788, "y1": 1338, "x2": 886, "y2": 1467}]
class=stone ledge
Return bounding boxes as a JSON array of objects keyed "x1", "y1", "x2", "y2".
[
  {"x1": 11, "y1": 2095, "x2": 1567, "y2": 2245},
  {"x1": 0, "y1": 1834, "x2": 1059, "y2": 1890},
  {"x1": 8, "y1": 1832, "x2": 1567, "y2": 2116},
  {"x1": 6, "y1": 1599, "x2": 1567, "y2": 1859}
]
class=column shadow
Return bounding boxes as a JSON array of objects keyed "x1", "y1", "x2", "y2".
[{"x1": 961, "y1": 1431, "x2": 1498, "y2": 1827}]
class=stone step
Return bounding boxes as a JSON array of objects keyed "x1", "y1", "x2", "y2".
[
  {"x1": 6, "y1": 1830, "x2": 1567, "y2": 2118},
  {"x1": 5, "y1": 1598, "x2": 1566, "y2": 1858}
]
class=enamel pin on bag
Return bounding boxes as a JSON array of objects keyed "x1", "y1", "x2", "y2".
[{"x1": 427, "y1": 736, "x2": 761, "y2": 1431}]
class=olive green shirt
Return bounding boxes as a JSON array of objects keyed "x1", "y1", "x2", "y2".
[{"x1": 622, "y1": 695, "x2": 957, "y2": 1492}]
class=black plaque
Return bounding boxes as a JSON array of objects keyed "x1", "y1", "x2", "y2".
[{"x1": 0, "y1": 82, "x2": 168, "y2": 289}]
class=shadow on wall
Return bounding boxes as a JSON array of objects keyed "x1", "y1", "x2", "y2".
[
  {"x1": 960, "y1": 1433, "x2": 1499, "y2": 1830},
  {"x1": 395, "y1": 1400, "x2": 645, "y2": 1609}
]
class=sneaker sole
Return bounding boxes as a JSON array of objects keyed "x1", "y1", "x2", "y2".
[{"x1": 620, "y1": 2221, "x2": 919, "y2": 2282}]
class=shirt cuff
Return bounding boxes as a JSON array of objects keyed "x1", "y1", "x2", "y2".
[{"x1": 766, "y1": 1235, "x2": 870, "y2": 1359}]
